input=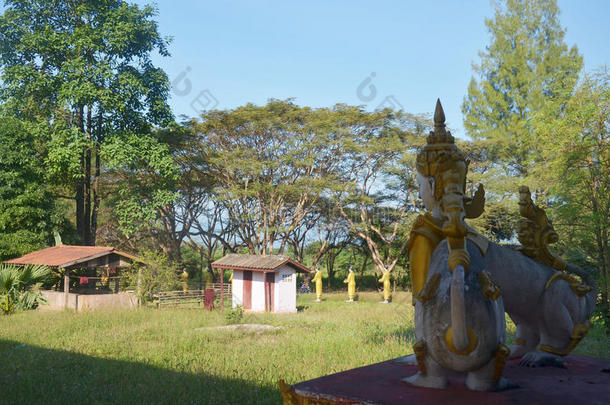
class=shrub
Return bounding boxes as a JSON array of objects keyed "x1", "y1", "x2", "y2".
[
  {"x1": 122, "y1": 250, "x2": 181, "y2": 303},
  {"x1": 0, "y1": 264, "x2": 50, "y2": 315},
  {"x1": 225, "y1": 305, "x2": 243, "y2": 324}
]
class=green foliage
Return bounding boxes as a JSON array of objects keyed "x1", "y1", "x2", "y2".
[
  {"x1": 462, "y1": 0, "x2": 582, "y2": 178},
  {"x1": 0, "y1": 264, "x2": 50, "y2": 315},
  {"x1": 0, "y1": 117, "x2": 69, "y2": 260},
  {"x1": 460, "y1": 0, "x2": 608, "y2": 318},
  {"x1": 124, "y1": 250, "x2": 181, "y2": 302},
  {"x1": 333, "y1": 108, "x2": 426, "y2": 273},
  {"x1": 102, "y1": 132, "x2": 179, "y2": 236},
  {"x1": 0, "y1": 0, "x2": 174, "y2": 245},
  {"x1": 225, "y1": 305, "x2": 244, "y2": 325},
  {"x1": 533, "y1": 70, "x2": 610, "y2": 313},
  {"x1": 461, "y1": 0, "x2": 584, "y2": 243},
  {"x1": 192, "y1": 100, "x2": 427, "y2": 260}
]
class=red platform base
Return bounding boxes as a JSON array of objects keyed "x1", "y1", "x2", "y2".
[{"x1": 285, "y1": 355, "x2": 610, "y2": 404}]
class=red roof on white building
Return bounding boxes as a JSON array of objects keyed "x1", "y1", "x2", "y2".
[{"x1": 212, "y1": 254, "x2": 311, "y2": 273}]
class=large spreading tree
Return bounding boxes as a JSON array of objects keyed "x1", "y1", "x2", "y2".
[
  {"x1": 0, "y1": 0, "x2": 174, "y2": 245},
  {"x1": 191, "y1": 100, "x2": 352, "y2": 256}
]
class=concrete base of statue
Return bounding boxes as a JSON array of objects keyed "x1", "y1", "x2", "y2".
[
  {"x1": 380, "y1": 299, "x2": 390, "y2": 304},
  {"x1": 314, "y1": 298, "x2": 321, "y2": 302},
  {"x1": 345, "y1": 299, "x2": 354, "y2": 302},
  {"x1": 280, "y1": 355, "x2": 610, "y2": 404}
]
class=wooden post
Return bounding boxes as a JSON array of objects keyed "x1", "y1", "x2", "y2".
[
  {"x1": 137, "y1": 267, "x2": 142, "y2": 305},
  {"x1": 113, "y1": 267, "x2": 119, "y2": 293},
  {"x1": 199, "y1": 252, "x2": 204, "y2": 292},
  {"x1": 220, "y1": 268, "x2": 224, "y2": 310},
  {"x1": 64, "y1": 269, "x2": 70, "y2": 309}
]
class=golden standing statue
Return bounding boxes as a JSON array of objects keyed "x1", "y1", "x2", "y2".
[
  {"x1": 311, "y1": 268, "x2": 323, "y2": 302},
  {"x1": 344, "y1": 267, "x2": 356, "y2": 302},
  {"x1": 204, "y1": 271, "x2": 214, "y2": 290},
  {"x1": 181, "y1": 269, "x2": 189, "y2": 293},
  {"x1": 379, "y1": 268, "x2": 391, "y2": 303}
]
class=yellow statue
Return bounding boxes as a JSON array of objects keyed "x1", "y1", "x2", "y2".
[
  {"x1": 101, "y1": 273, "x2": 109, "y2": 288},
  {"x1": 311, "y1": 268, "x2": 323, "y2": 302},
  {"x1": 204, "y1": 271, "x2": 214, "y2": 290},
  {"x1": 379, "y1": 268, "x2": 391, "y2": 303},
  {"x1": 344, "y1": 267, "x2": 356, "y2": 302},
  {"x1": 181, "y1": 269, "x2": 189, "y2": 293},
  {"x1": 229, "y1": 271, "x2": 233, "y2": 283}
]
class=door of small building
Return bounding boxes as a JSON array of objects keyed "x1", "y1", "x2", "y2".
[
  {"x1": 264, "y1": 272, "x2": 275, "y2": 312},
  {"x1": 243, "y1": 270, "x2": 252, "y2": 310}
]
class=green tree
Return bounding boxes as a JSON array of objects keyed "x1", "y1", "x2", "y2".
[
  {"x1": 193, "y1": 100, "x2": 358, "y2": 255},
  {"x1": 336, "y1": 108, "x2": 427, "y2": 274},
  {"x1": 101, "y1": 130, "x2": 178, "y2": 240},
  {"x1": 534, "y1": 70, "x2": 610, "y2": 316},
  {"x1": 0, "y1": 0, "x2": 173, "y2": 245},
  {"x1": 462, "y1": 0, "x2": 582, "y2": 180},
  {"x1": 123, "y1": 250, "x2": 180, "y2": 303},
  {"x1": 0, "y1": 117, "x2": 70, "y2": 259}
]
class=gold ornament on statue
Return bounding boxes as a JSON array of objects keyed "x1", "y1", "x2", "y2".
[
  {"x1": 415, "y1": 99, "x2": 473, "y2": 270},
  {"x1": 517, "y1": 186, "x2": 566, "y2": 271}
]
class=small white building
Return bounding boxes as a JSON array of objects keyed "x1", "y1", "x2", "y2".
[{"x1": 212, "y1": 254, "x2": 311, "y2": 313}]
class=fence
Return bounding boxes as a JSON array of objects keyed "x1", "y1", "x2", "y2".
[{"x1": 153, "y1": 283, "x2": 231, "y2": 308}]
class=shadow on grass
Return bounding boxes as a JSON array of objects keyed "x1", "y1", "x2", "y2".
[{"x1": 0, "y1": 339, "x2": 278, "y2": 404}]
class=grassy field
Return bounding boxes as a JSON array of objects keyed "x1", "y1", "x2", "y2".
[{"x1": 1, "y1": 291, "x2": 608, "y2": 404}]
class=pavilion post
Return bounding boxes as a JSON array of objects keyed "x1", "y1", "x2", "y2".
[
  {"x1": 64, "y1": 268, "x2": 70, "y2": 309},
  {"x1": 137, "y1": 267, "x2": 142, "y2": 301},
  {"x1": 220, "y1": 268, "x2": 224, "y2": 310}
]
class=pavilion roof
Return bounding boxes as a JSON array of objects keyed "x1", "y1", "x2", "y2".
[{"x1": 4, "y1": 245, "x2": 139, "y2": 269}]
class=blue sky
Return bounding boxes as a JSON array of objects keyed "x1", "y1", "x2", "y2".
[{"x1": 145, "y1": 0, "x2": 608, "y2": 138}]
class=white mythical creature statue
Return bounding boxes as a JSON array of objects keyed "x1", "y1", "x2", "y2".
[
  {"x1": 402, "y1": 100, "x2": 596, "y2": 390},
  {"x1": 404, "y1": 99, "x2": 514, "y2": 391}
]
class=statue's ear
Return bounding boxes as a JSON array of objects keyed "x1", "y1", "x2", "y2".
[{"x1": 464, "y1": 183, "x2": 485, "y2": 219}]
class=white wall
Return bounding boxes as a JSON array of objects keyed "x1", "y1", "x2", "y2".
[
  {"x1": 251, "y1": 271, "x2": 265, "y2": 311},
  {"x1": 232, "y1": 270, "x2": 243, "y2": 308},
  {"x1": 232, "y1": 267, "x2": 299, "y2": 313},
  {"x1": 275, "y1": 266, "x2": 297, "y2": 313}
]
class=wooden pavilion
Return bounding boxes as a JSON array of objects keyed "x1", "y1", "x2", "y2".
[{"x1": 5, "y1": 245, "x2": 140, "y2": 310}]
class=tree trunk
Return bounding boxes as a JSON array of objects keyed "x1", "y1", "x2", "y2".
[
  {"x1": 598, "y1": 227, "x2": 610, "y2": 316},
  {"x1": 90, "y1": 110, "x2": 103, "y2": 246},
  {"x1": 83, "y1": 106, "x2": 92, "y2": 245},
  {"x1": 75, "y1": 105, "x2": 86, "y2": 245},
  {"x1": 592, "y1": 195, "x2": 610, "y2": 317},
  {"x1": 359, "y1": 253, "x2": 369, "y2": 276},
  {"x1": 326, "y1": 253, "x2": 335, "y2": 288},
  {"x1": 199, "y1": 250, "x2": 204, "y2": 291}
]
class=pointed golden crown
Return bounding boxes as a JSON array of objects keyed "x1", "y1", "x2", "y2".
[
  {"x1": 416, "y1": 99, "x2": 466, "y2": 179},
  {"x1": 427, "y1": 98, "x2": 455, "y2": 145}
]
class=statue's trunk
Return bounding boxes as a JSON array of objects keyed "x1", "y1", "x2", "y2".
[{"x1": 450, "y1": 264, "x2": 469, "y2": 351}]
